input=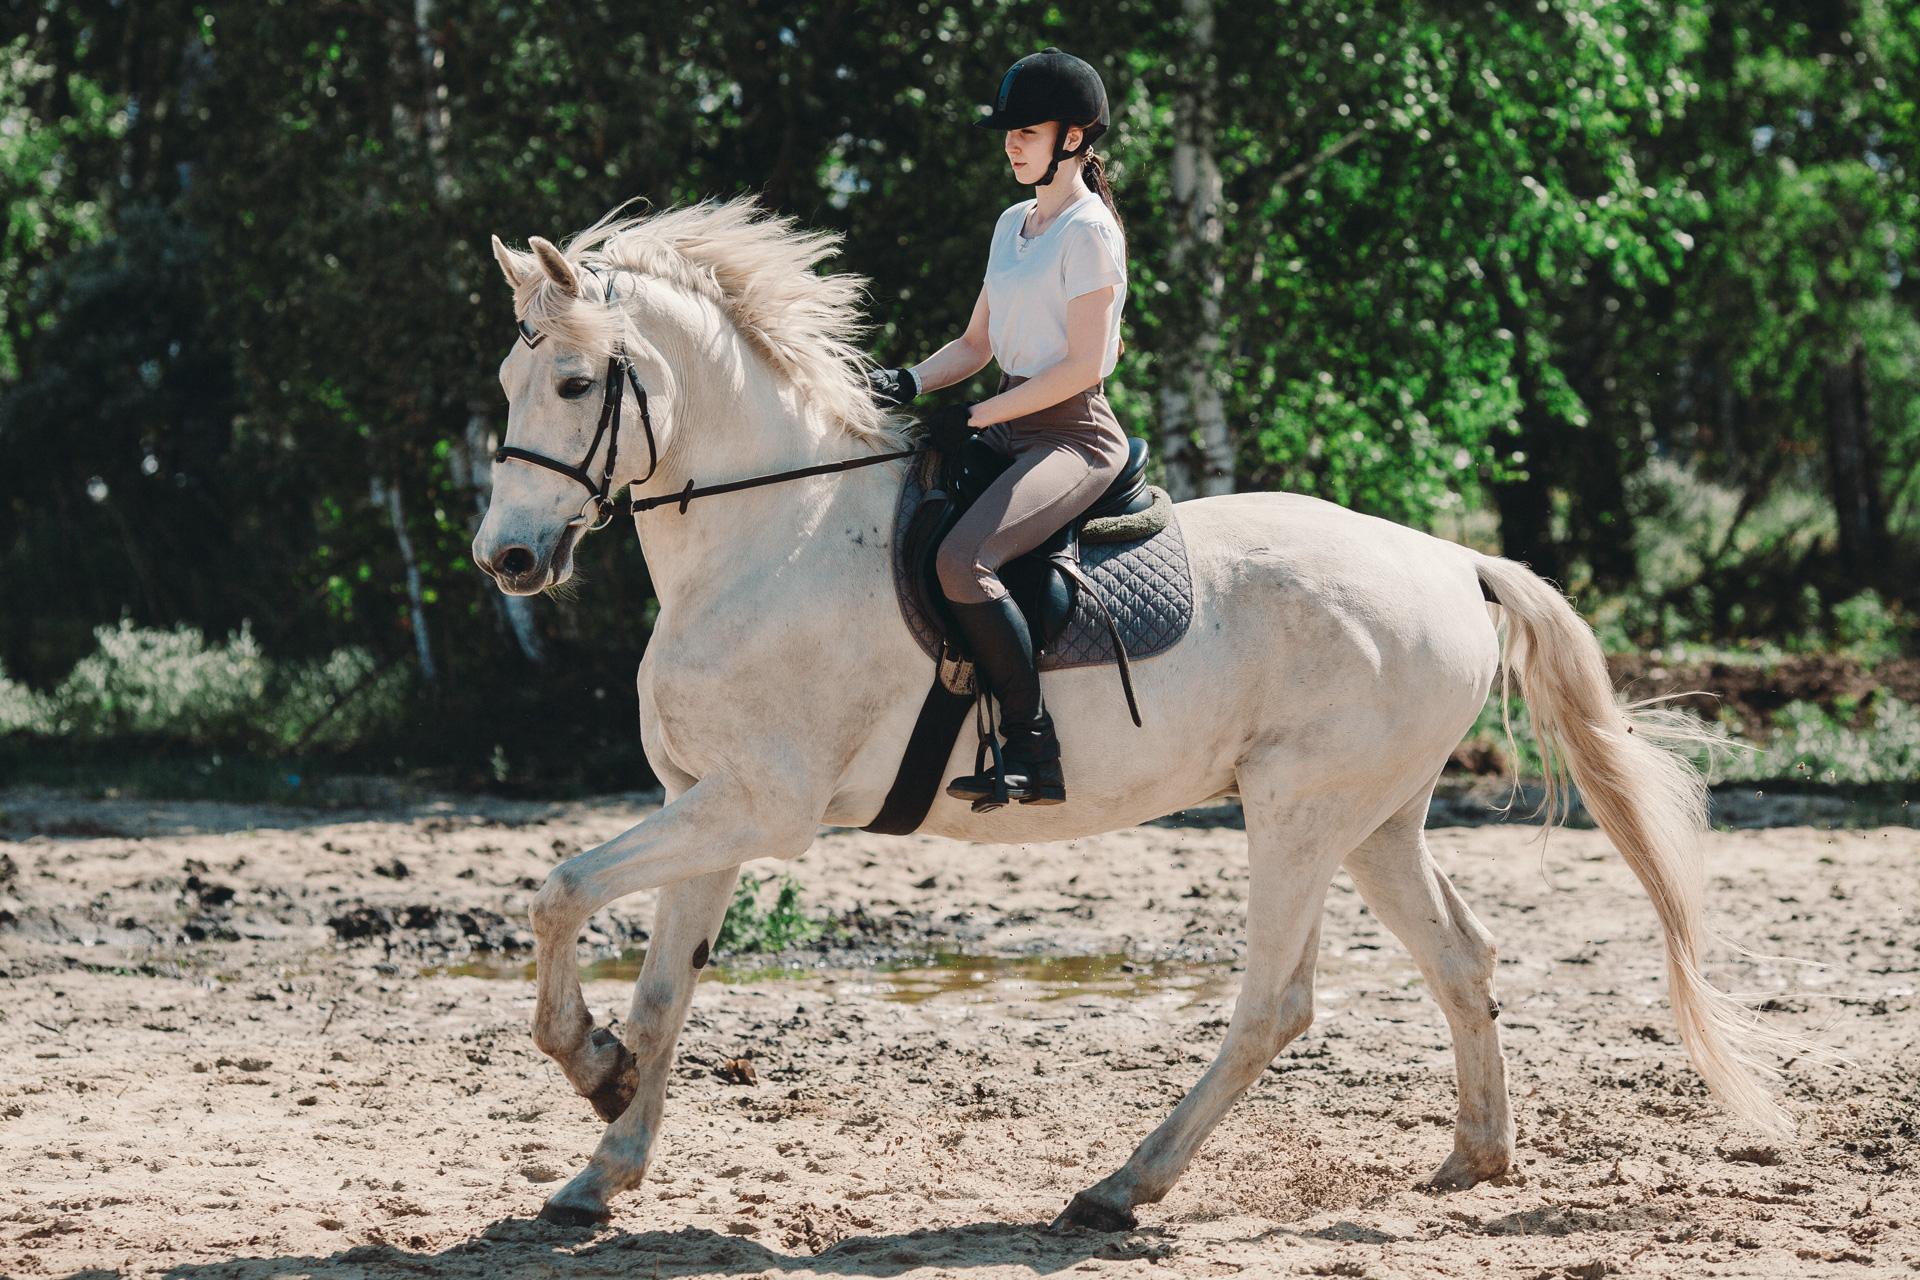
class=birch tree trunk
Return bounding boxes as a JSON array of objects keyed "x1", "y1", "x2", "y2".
[
  {"x1": 371, "y1": 474, "x2": 439, "y2": 687},
  {"x1": 1157, "y1": 0, "x2": 1234, "y2": 499},
  {"x1": 457, "y1": 413, "x2": 546, "y2": 664}
]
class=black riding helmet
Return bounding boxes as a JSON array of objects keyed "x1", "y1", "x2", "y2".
[{"x1": 973, "y1": 47, "x2": 1109, "y2": 187}]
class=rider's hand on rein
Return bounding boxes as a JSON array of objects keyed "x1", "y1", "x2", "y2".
[{"x1": 922, "y1": 403, "x2": 980, "y2": 456}]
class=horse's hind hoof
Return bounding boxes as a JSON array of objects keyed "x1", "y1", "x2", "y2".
[
  {"x1": 538, "y1": 1198, "x2": 611, "y2": 1229},
  {"x1": 1049, "y1": 1190, "x2": 1137, "y2": 1233},
  {"x1": 583, "y1": 1027, "x2": 640, "y2": 1123}
]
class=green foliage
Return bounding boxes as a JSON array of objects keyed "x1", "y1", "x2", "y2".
[
  {"x1": 1827, "y1": 590, "x2": 1906, "y2": 664},
  {"x1": 1708, "y1": 695, "x2": 1920, "y2": 787},
  {"x1": 0, "y1": 34, "x2": 122, "y2": 380},
  {"x1": 713, "y1": 874, "x2": 831, "y2": 956},
  {"x1": 1463, "y1": 687, "x2": 1920, "y2": 788},
  {"x1": 3, "y1": 1, "x2": 1918, "y2": 789},
  {"x1": 0, "y1": 622, "x2": 410, "y2": 753},
  {"x1": 1587, "y1": 457, "x2": 1836, "y2": 646},
  {"x1": 51, "y1": 620, "x2": 268, "y2": 742}
]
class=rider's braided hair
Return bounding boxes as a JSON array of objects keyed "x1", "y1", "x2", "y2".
[{"x1": 1078, "y1": 145, "x2": 1127, "y2": 356}]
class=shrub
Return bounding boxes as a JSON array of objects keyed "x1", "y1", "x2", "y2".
[
  {"x1": 1828, "y1": 589, "x2": 1908, "y2": 665},
  {"x1": 0, "y1": 660, "x2": 53, "y2": 734},
  {"x1": 52, "y1": 620, "x2": 269, "y2": 741},
  {"x1": 1709, "y1": 695, "x2": 1920, "y2": 786},
  {"x1": 262, "y1": 647, "x2": 412, "y2": 751},
  {"x1": 0, "y1": 620, "x2": 410, "y2": 753}
]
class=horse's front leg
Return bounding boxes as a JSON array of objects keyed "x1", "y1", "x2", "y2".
[
  {"x1": 538, "y1": 865, "x2": 742, "y2": 1225},
  {"x1": 525, "y1": 780, "x2": 811, "y2": 1159}
]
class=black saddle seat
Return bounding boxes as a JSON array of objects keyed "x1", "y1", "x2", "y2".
[
  {"x1": 914, "y1": 434, "x2": 1155, "y2": 656},
  {"x1": 948, "y1": 433, "x2": 1153, "y2": 524}
]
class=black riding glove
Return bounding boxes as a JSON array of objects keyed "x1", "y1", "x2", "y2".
[
  {"x1": 866, "y1": 366, "x2": 921, "y2": 408},
  {"x1": 922, "y1": 403, "x2": 979, "y2": 455}
]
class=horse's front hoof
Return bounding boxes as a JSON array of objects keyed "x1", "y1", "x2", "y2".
[
  {"x1": 583, "y1": 1026, "x2": 639, "y2": 1123},
  {"x1": 1049, "y1": 1190, "x2": 1137, "y2": 1233},
  {"x1": 1423, "y1": 1147, "x2": 1510, "y2": 1192},
  {"x1": 538, "y1": 1196, "x2": 612, "y2": 1228}
]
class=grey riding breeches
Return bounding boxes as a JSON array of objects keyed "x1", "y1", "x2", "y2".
[{"x1": 934, "y1": 373, "x2": 1133, "y2": 605}]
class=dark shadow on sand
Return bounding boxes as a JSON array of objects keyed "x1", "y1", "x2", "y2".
[{"x1": 106, "y1": 1214, "x2": 1161, "y2": 1280}]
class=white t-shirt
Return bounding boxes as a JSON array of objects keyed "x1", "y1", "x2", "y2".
[{"x1": 983, "y1": 190, "x2": 1128, "y2": 378}]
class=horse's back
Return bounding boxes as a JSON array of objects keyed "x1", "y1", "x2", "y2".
[{"x1": 1166, "y1": 489, "x2": 1500, "y2": 747}]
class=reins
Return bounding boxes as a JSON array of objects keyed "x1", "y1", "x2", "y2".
[{"x1": 630, "y1": 446, "x2": 922, "y2": 515}]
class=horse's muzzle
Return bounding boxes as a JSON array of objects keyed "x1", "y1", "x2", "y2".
[{"x1": 476, "y1": 527, "x2": 578, "y2": 595}]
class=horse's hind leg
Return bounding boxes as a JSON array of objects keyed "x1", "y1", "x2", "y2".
[
  {"x1": 1343, "y1": 784, "x2": 1515, "y2": 1189},
  {"x1": 1053, "y1": 771, "x2": 1356, "y2": 1232}
]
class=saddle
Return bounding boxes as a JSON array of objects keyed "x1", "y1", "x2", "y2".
[
  {"x1": 909, "y1": 432, "x2": 1158, "y2": 673},
  {"x1": 865, "y1": 435, "x2": 1195, "y2": 835}
]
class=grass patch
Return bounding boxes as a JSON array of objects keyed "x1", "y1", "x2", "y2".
[{"x1": 714, "y1": 874, "x2": 835, "y2": 956}]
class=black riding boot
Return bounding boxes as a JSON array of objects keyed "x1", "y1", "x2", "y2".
[{"x1": 943, "y1": 596, "x2": 1066, "y2": 808}]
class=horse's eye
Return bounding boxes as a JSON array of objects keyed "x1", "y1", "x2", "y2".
[{"x1": 558, "y1": 377, "x2": 595, "y2": 400}]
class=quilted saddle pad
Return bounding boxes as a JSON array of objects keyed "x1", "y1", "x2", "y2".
[{"x1": 888, "y1": 451, "x2": 1196, "y2": 672}]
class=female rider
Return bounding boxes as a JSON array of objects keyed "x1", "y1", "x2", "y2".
[{"x1": 868, "y1": 47, "x2": 1131, "y2": 810}]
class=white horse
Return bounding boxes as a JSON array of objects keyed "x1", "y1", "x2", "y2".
[{"x1": 473, "y1": 196, "x2": 1792, "y2": 1230}]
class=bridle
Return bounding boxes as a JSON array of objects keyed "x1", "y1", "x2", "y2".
[
  {"x1": 492, "y1": 266, "x2": 660, "y2": 532},
  {"x1": 495, "y1": 262, "x2": 922, "y2": 526}
]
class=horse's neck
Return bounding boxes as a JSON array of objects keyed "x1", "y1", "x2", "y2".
[{"x1": 630, "y1": 392, "x2": 899, "y2": 614}]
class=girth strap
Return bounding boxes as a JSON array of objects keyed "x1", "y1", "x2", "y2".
[
  {"x1": 861, "y1": 665, "x2": 974, "y2": 835},
  {"x1": 1050, "y1": 557, "x2": 1143, "y2": 728}
]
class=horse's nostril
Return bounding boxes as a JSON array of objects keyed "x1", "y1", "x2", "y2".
[{"x1": 498, "y1": 546, "x2": 537, "y2": 578}]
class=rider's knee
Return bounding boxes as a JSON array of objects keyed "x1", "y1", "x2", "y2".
[{"x1": 934, "y1": 540, "x2": 987, "y2": 602}]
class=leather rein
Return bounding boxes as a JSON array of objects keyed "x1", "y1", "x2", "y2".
[{"x1": 493, "y1": 265, "x2": 921, "y2": 527}]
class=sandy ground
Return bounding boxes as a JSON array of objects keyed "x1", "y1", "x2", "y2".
[{"x1": 1, "y1": 785, "x2": 1915, "y2": 1279}]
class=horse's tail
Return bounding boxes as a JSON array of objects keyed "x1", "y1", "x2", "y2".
[{"x1": 1472, "y1": 552, "x2": 1797, "y2": 1135}]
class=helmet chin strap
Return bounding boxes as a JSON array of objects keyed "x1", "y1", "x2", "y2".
[{"x1": 1037, "y1": 125, "x2": 1100, "y2": 187}]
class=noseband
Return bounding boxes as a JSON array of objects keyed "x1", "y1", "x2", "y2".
[{"x1": 492, "y1": 267, "x2": 660, "y2": 531}]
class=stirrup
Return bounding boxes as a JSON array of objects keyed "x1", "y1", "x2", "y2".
[
  {"x1": 943, "y1": 693, "x2": 1066, "y2": 811},
  {"x1": 945, "y1": 693, "x2": 1014, "y2": 812}
]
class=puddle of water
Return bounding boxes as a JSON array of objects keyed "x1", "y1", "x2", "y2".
[
  {"x1": 425, "y1": 949, "x2": 1235, "y2": 1009},
  {"x1": 830, "y1": 952, "x2": 1234, "y2": 1008}
]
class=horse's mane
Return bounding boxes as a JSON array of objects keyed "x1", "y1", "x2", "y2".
[{"x1": 513, "y1": 196, "x2": 912, "y2": 450}]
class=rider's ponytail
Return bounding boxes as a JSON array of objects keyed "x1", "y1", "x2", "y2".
[
  {"x1": 1081, "y1": 148, "x2": 1127, "y2": 357},
  {"x1": 1082, "y1": 149, "x2": 1125, "y2": 242}
]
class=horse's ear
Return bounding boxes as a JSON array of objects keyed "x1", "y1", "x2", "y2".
[
  {"x1": 491, "y1": 234, "x2": 540, "y2": 292},
  {"x1": 528, "y1": 236, "x2": 585, "y2": 297},
  {"x1": 491, "y1": 234, "x2": 534, "y2": 290}
]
